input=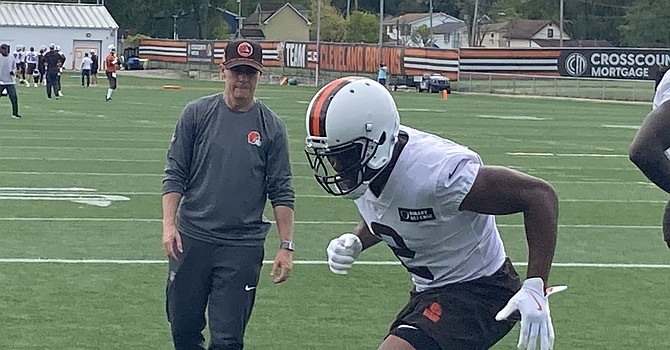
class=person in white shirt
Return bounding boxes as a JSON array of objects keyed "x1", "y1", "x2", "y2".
[
  {"x1": 26, "y1": 46, "x2": 38, "y2": 87},
  {"x1": 304, "y1": 77, "x2": 564, "y2": 350},
  {"x1": 0, "y1": 43, "x2": 21, "y2": 119},
  {"x1": 629, "y1": 68, "x2": 670, "y2": 249},
  {"x1": 81, "y1": 52, "x2": 93, "y2": 87}
]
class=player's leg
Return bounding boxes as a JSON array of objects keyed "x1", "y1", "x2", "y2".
[
  {"x1": 6, "y1": 84, "x2": 20, "y2": 118},
  {"x1": 105, "y1": 72, "x2": 116, "y2": 101},
  {"x1": 208, "y1": 244, "x2": 264, "y2": 350},
  {"x1": 166, "y1": 234, "x2": 214, "y2": 350},
  {"x1": 379, "y1": 329, "x2": 440, "y2": 350}
]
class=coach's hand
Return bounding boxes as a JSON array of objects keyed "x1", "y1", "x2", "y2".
[
  {"x1": 162, "y1": 224, "x2": 183, "y2": 261},
  {"x1": 326, "y1": 233, "x2": 362, "y2": 275},
  {"x1": 496, "y1": 278, "x2": 567, "y2": 350},
  {"x1": 271, "y1": 249, "x2": 293, "y2": 284}
]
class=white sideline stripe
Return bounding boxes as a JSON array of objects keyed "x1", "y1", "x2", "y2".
[
  {"x1": 0, "y1": 258, "x2": 667, "y2": 269},
  {"x1": 0, "y1": 218, "x2": 661, "y2": 229},
  {"x1": 0, "y1": 171, "x2": 653, "y2": 184},
  {"x1": 508, "y1": 152, "x2": 627, "y2": 158},
  {"x1": 0, "y1": 157, "x2": 166, "y2": 163},
  {"x1": 99, "y1": 192, "x2": 669, "y2": 203}
]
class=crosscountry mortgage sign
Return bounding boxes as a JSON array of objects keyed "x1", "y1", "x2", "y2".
[{"x1": 559, "y1": 48, "x2": 670, "y2": 80}]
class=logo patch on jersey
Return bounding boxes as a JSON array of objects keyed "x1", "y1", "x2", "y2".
[
  {"x1": 247, "y1": 130, "x2": 262, "y2": 147},
  {"x1": 398, "y1": 208, "x2": 436, "y2": 222},
  {"x1": 422, "y1": 302, "x2": 442, "y2": 323}
]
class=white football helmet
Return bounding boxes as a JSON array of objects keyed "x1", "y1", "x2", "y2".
[
  {"x1": 108, "y1": 44, "x2": 116, "y2": 52},
  {"x1": 305, "y1": 77, "x2": 400, "y2": 199}
]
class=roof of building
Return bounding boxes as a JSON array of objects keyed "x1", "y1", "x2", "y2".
[
  {"x1": 533, "y1": 39, "x2": 614, "y2": 48},
  {"x1": 240, "y1": 28, "x2": 266, "y2": 39},
  {"x1": 243, "y1": 2, "x2": 310, "y2": 26},
  {"x1": 432, "y1": 21, "x2": 467, "y2": 34},
  {"x1": 482, "y1": 19, "x2": 555, "y2": 39},
  {"x1": 383, "y1": 12, "x2": 461, "y2": 25},
  {"x1": 0, "y1": 1, "x2": 118, "y2": 29}
]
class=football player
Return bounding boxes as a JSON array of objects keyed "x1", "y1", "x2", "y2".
[
  {"x1": 304, "y1": 77, "x2": 564, "y2": 350},
  {"x1": 629, "y1": 68, "x2": 670, "y2": 249}
]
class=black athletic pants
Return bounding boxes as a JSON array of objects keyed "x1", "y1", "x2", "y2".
[
  {"x1": 166, "y1": 234, "x2": 264, "y2": 350},
  {"x1": 0, "y1": 84, "x2": 19, "y2": 115},
  {"x1": 82, "y1": 69, "x2": 90, "y2": 87},
  {"x1": 46, "y1": 71, "x2": 58, "y2": 98}
]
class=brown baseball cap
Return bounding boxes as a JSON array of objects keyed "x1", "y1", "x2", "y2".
[{"x1": 224, "y1": 39, "x2": 263, "y2": 72}]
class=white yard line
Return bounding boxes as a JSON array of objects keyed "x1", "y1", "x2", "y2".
[
  {"x1": 0, "y1": 217, "x2": 660, "y2": 230},
  {"x1": 0, "y1": 258, "x2": 667, "y2": 269},
  {"x1": 0, "y1": 171, "x2": 654, "y2": 185}
]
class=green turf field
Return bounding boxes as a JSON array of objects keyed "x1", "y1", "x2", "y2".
[{"x1": 0, "y1": 74, "x2": 669, "y2": 349}]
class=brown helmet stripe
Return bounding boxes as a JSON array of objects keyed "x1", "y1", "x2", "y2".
[{"x1": 308, "y1": 78, "x2": 355, "y2": 137}]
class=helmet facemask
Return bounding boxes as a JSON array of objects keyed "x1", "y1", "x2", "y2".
[{"x1": 305, "y1": 132, "x2": 387, "y2": 198}]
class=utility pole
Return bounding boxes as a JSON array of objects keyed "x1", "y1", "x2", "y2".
[
  {"x1": 347, "y1": 0, "x2": 350, "y2": 19},
  {"x1": 559, "y1": 0, "x2": 564, "y2": 47},
  {"x1": 172, "y1": 14, "x2": 178, "y2": 40},
  {"x1": 315, "y1": 0, "x2": 322, "y2": 86},
  {"x1": 429, "y1": 0, "x2": 433, "y2": 46},
  {"x1": 378, "y1": 0, "x2": 384, "y2": 65},
  {"x1": 237, "y1": 0, "x2": 242, "y2": 38},
  {"x1": 470, "y1": 0, "x2": 479, "y2": 47}
]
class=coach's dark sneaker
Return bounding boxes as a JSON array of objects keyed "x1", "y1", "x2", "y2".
[{"x1": 11, "y1": 114, "x2": 21, "y2": 120}]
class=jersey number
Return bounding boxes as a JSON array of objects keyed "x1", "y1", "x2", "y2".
[{"x1": 370, "y1": 222, "x2": 434, "y2": 280}]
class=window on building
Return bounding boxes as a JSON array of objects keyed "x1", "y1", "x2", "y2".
[{"x1": 547, "y1": 28, "x2": 554, "y2": 38}]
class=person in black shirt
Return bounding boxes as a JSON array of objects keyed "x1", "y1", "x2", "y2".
[{"x1": 43, "y1": 44, "x2": 61, "y2": 99}]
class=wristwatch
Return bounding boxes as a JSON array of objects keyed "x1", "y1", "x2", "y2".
[{"x1": 279, "y1": 240, "x2": 295, "y2": 252}]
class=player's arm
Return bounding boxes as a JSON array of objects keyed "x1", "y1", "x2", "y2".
[
  {"x1": 629, "y1": 101, "x2": 670, "y2": 193},
  {"x1": 353, "y1": 219, "x2": 382, "y2": 250},
  {"x1": 459, "y1": 166, "x2": 558, "y2": 285}
]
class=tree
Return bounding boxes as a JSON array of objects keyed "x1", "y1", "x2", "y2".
[
  {"x1": 345, "y1": 11, "x2": 379, "y2": 43},
  {"x1": 620, "y1": 0, "x2": 670, "y2": 47},
  {"x1": 310, "y1": 0, "x2": 347, "y2": 42},
  {"x1": 410, "y1": 24, "x2": 434, "y2": 47}
]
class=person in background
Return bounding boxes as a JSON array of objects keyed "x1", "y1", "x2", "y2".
[
  {"x1": 90, "y1": 50, "x2": 99, "y2": 86},
  {"x1": 55, "y1": 45, "x2": 65, "y2": 97},
  {"x1": 0, "y1": 43, "x2": 21, "y2": 119},
  {"x1": 378, "y1": 63, "x2": 388, "y2": 88},
  {"x1": 104, "y1": 45, "x2": 118, "y2": 101},
  {"x1": 37, "y1": 48, "x2": 46, "y2": 86},
  {"x1": 26, "y1": 46, "x2": 38, "y2": 87},
  {"x1": 43, "y1": 43, "x2": 61, "y2": 99},
  {"x1": 81, "y1": 52, "x2": 92, "y2": 88}
]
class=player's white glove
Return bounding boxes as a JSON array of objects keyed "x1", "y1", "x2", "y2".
[
  {"x1": 326, "y1": 233, "x2": 362, "y2": 275},
  {"x1": 495, "y1": 278, "x2": 567, "y2": 350}
]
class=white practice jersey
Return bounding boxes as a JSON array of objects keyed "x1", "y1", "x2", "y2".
[
  {"x1": 654, "y1": 69, "x2": 670, "y2": 111},
  {"x1": 354, "y1": 126, "x2": 507, "y2": 292}
]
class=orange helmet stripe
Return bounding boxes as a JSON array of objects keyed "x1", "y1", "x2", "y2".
[{"x1": 308, "y1": 77, "x2": 359, "y2": 137}]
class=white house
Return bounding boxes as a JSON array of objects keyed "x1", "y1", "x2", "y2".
[
  {"x1": 383, "y1": 12, "x2": 467, "y2": 49},
  {"x1": 477, "y1": 19, "x2": 571, "y2": 48},
  {"x1": 0, "y1": 2, "x2": 119, "y2": 70}
]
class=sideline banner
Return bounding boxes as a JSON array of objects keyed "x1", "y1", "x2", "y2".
[{"x1": 559, "y1": 49, "x2": 670, "y2": 80}]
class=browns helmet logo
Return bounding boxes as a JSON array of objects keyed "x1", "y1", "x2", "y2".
[
  {"x1": 237, "y1": 42, "x2": 253, "y2": 58},
  {"x1": 247, "y1": 131, "x2": 262, "y2": 146}
]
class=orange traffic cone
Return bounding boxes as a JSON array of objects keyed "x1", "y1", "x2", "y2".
[{"x1": 441, "y1": 89, "x2": 448, "y2": 100}]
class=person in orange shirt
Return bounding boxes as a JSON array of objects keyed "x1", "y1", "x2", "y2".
[{"x1": 105, "y1": 44, "x2": 118, "y2": 102}]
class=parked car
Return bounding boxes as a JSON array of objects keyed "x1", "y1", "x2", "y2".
[
  {"x1": 418, "y1": 73, "x2": 451, "y2": 94},
  {"x1": 388, "y1": 73, "x2": 451, "y2": 94}
]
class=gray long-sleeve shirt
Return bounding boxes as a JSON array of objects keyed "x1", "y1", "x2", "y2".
[
  {"x1": 163, "y1": 94, "x2": 295, "y2": 246},
  {"x1": 0, "y1": 55, "x2": 16, "y2": 85}
]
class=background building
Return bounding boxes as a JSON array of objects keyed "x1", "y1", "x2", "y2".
[{"x1": 0, "y1": 1, "x2": 119, "y2": 69}]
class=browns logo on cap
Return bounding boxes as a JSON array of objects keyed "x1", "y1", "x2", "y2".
[{"x1": 224, "y1": 40, "x2": 263, "y2": 72}]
